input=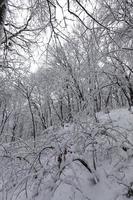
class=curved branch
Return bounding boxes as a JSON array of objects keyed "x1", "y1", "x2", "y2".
[{"x1": 73, "y1": 158, "x2": 92, "y2": 173}]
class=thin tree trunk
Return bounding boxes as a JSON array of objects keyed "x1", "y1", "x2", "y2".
[{"x1": 28, "y1": 98, "x2": 36, "y2": 147}]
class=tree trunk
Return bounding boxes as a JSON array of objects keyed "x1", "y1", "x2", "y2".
[{"x1": 28, "y1": 98, "x2": 36, "y2": 146}]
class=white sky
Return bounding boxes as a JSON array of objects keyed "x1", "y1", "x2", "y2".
[
  {"x1": 11, "y1": 0, "x2": 95, "y2": 73},
  {"x1": 30, "y1": 0, "x2": 95, "y2": 72}
]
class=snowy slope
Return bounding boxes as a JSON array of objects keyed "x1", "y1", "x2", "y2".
[{"x1": 1, "y1": 107, "x2": 133, "y2": 200}]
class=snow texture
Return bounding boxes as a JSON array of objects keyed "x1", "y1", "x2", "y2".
[{"x1": 1, "y1": 108, "x2": 133, "y2": 200}]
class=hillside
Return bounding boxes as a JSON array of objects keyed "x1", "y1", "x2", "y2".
[{"x1": 1, "y1": 108, "x2": 133, "y2": 200}]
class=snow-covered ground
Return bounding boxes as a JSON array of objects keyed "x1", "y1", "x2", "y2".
[{"x1": 1, "y1": 107, "x2": 133, "y2": 200}]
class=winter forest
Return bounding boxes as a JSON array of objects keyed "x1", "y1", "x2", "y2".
[{"x1": 1, "y1": 0, "x2": 133, "y2": 199}]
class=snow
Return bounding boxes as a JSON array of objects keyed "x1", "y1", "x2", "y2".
[
  {"x1": 97, "y1": 107, "x2": 133, "y2": 130},
  {"x1": 1, "y1": 107, "x2": 133, "y2": 200}
]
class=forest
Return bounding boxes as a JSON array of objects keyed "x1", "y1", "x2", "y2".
[{"x1": 0, "y1": 0, "x2": 133, "y2": 199}]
